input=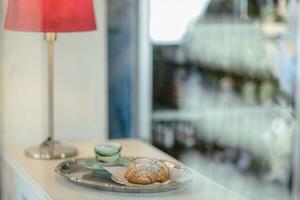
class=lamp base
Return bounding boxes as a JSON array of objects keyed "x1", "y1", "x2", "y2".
[{"x1": 25, "y1": 139, "x2": 77, "y2": 160}]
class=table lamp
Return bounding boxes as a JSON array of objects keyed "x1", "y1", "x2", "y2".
[{"x1": 4, "y1": 0, "x2": 97, "y2": 159}]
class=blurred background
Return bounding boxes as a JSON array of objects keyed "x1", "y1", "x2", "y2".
[
  {"x1": 108, "y1": 0, "x2": 299, "y2": 199},
  {"x1": 0, "y1": 0, "x2": 298, "y2": 199}
]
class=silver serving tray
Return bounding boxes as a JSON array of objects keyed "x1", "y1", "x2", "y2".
[{"x1": 55, "y1": 157, "x2": 192, "y2": 193}]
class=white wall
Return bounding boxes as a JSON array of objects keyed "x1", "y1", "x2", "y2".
[
  {"x1": 0, "y1": 0, "x2": 108, "y2": 146},
  {"x1": 137, "y1": 0, "x2": 152, "y2": 141}
]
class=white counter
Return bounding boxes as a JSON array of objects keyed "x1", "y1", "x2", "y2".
[{"x1": 2, "y1": 139, "x2": 247, "y2": 200}]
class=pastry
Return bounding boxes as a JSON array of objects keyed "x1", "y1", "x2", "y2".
[
  {"x1": 94, "y1": 143, "x2": 122, "y2": 156},
  {"x1": 95, "y1": 153, "x2": 120, "y2": 163},
  {"x1": 124, "y1": 158, "x2": 170, "y2": 185},
  {"x1": 94, "y1": 143, "x2": 122, "y2": 163}
]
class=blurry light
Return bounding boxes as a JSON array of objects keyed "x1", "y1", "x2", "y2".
[{"x1": 150, "y1": 0, "x2": 209, "y2": 44}]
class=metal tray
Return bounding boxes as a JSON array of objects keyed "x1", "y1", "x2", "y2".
[{"x1": 55, "y1": 157, "x2": 192, "y2": 193}]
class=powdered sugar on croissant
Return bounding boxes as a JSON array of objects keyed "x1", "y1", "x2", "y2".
[{"x1": 124, "y1": 158, "x2": 170, "y2": 185}]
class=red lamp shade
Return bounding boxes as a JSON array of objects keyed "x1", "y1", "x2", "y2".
[{"x1": 4, "y1": 0, "x2": 97, "y2": 32}]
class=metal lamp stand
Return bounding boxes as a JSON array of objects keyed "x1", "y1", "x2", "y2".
[{"x1": 25, "y1": 33, "x2": 78, "y2": 159}]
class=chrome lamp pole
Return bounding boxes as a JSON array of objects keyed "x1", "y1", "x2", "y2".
[{"x1": 25, "y1": 33, "x2": 78, "y2": 160}]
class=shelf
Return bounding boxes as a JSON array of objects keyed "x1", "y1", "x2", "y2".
[{"x1": 152, "y1": 105, "x2": 285, "y2": 121}]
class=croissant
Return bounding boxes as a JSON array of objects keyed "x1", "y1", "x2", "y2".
[{"x1": 124, "y1": 158, "x2": 170, "y2": 185}]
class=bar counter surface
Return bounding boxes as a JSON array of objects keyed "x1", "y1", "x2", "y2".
[{"x1": 2, "y1": 139, "x2": 248, "y2": 200}]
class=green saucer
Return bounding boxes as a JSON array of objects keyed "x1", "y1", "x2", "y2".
[{"x1": 77, "y1": 157, "x2": 131, "y2": 171}]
